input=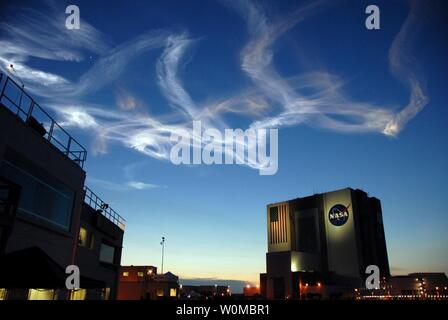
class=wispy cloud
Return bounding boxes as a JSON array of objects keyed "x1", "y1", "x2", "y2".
[
  {"x1": 13, "y1": 30, "x2": 169, "y2": 99},
  {"x1": 383, "y1": 0, "x2": 430, "y2": 136},
  {"x1": 0, "y1": 0, "x2": 431, "y2": 175},
  {"x1": 0, "y1": 2, "x2": 111, "y2": 89},
  {"x1": 0, "y1": 56, "x2": 70, "y2": 86},
  {"x1": 229, "y1": 0, "x2": 429, "y2": 136},
  {"x1": 0, "y1": 6, "x2": 110, "y2": 62},
  {"x1": 87, "y1": 177, "x2": 166, "y2": 191},
  {"x1": 57, "y1": 106, "x2": 98, "y2": 129},
  {"x1": 127, "y1": 181, "x2": 167, "y2": 190},
  {"x1": 157, "y1": 34, "x2": 199, "y2": 119}
]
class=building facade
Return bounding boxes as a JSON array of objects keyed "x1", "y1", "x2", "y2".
[
  {"x1": 0, "y1": 73, "x2": 125, "y2": 300},
  {"x1": 260, "y1": 188, "x2": 390, "y2": 299},
  {"x1": 179, "y1": 285, "x2": 232, "y2": 299},
  {"x1": 117, "y1": 266, "x2": 179, "y2": 300},
  {"x1": 356, "y1": 272, "x2": 448, "y2": 300}
]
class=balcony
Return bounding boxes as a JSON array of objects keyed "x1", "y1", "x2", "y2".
[
  {"x1": 0, "y1": 73, "x2": 87, "y2": 168},
  {"x1": 84, "y1": 186, "x2": 126, "y2": 230}
]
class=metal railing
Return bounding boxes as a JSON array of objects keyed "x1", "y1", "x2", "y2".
[
  {"x1": 0, "y1": 73, "x2": 87, "y2": 168},
  {"x1": 84, "y1": 186, "x2": 126, "y2": 230}
]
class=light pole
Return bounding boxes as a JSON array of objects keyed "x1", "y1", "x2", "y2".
[
  {"x1": 7, "y1": 64, "x2": 25, "y2": 88},
  {"x1": 6, "y1": 64, "x2": 26, "y2": 108},
  {"x1": 160, "y1": 237, "x2": 165, "y2": 275}
]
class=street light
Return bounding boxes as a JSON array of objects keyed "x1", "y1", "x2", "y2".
[
  {"x1": 160, "y1": 236, "x2": 165, "y2": 275},
  {"x1": 6, "y1": 64, "x2": 25, "y2": 88},
  {"x1": 5, "y1": 64, "x2": 25, "y2": 108}
]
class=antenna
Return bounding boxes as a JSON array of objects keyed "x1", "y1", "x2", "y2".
[{"x1": 160, "y1": 236, "x2": 165, "y2": 275}]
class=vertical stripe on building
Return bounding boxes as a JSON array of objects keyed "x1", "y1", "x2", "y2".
[{"x1": 269, "y1": 204, "x2": 287, "y2": 244}]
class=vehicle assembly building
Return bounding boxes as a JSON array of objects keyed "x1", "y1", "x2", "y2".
[{"x1": 260, "y1": 188, "x2": 390, "y2": 299}]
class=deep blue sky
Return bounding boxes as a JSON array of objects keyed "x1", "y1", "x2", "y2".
[{"x1": 1, "y1": 0, "x2": 447, "y2": 290}]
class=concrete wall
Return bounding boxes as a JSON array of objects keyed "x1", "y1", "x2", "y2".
[
  {"x1": 291, "y1": 251, "x2": 322, "y2": 272},
  {"x1": 323, "y1": 188, "x2": 361, "y2": 279},
  {"x1": 75, "y1": 204, "x2": 124, "y2": 299},
  {"x1": 0, "y1": 105, "x2": 86, "y2": 268},
  {"x1": 265, "y1": 251, "x2": 292, "y2": 299}
]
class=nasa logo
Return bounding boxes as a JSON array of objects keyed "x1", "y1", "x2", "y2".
[{"x1": 328, "y1": 204, "x2": 350, "y2": 226}]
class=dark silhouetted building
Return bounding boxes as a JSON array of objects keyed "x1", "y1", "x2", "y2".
[
  {"x1": 356, "y1": 272, "x2": 448, "y2": 300},
  {"x1": 260, "y1": 187, "x2": 390, "y2": 299},
  {"x1": 0, "y1": 73, "x2": 125, "y2": 300},
  {"x1": 179, "y1": 284, "x2": 232, "y2": 299},
  {"x1": 243, "y1": 284, "x2": 260, "y2": 297}
]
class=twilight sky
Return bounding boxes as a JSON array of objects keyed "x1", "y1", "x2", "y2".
[{"x1": 0, "y1": 0, "x2": 447, "y2": 290}]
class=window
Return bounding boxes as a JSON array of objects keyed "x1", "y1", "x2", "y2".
[
  {"x1": 170, "y1": 288, "x2": 177, "y2": 297},
  {"x1": 0, "y1": 160, "x2": 74, "y2": 230},
  {"x1": 122, "y1": 272, "x2": 129, "y2": 277},
  {"x1": 137, "y1": 272, "x2": 144, "y2": 277},
  {"x1": 147, "y1": 268, "x2": 153, "y2": 275},
  {"x1": 28, "y1": 289, "x2": 55, "y2": 300},
  {"x1": 89, "y1": 233, "x2": 95, "y2": 250},
  {"x1": 78, "y1": 227, "x2": 88, "y2": 247},
  {"x1": 99, "y1": 243, "x2": 115, "y2": 264},
  {"x1": 102, "y1": 288, "x2": 111, "y2": 300},
  {"x1": 270, "y1": 206, "x2": 279, "y2": 222},
  {"x1": 0, "y1": 289, "x2": 7, "y2": 300},
  {"x1": 156, "y1": 289, "x2": 164, "y2": 297},
  {"x1": 79, "y1": 229, "x2": 95, "y2": 250},
  {"x1": 70, "y1": 289, "x2": 87, "y2": 300}
]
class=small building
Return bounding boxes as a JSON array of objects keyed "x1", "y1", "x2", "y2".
[{"x1": 117, "y1": 266, "x2": 179, "y2": 300}]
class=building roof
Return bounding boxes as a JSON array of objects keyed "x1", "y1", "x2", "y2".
[{"x1": 163, "y1": 272, "x2": 178, "y2": 280}]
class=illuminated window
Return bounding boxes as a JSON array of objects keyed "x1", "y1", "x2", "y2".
[
  {"x1": 0, "y1": 288, "x2": 7, "y2": 300},
  {"x1": 137, "y1": 272, "x2": 144, "y2": 277},
  {"x1": 102, "y1": 288, "x2": 111, "y2": 300},
  {"x1": 156, "y1": 289, "x2": 164, "y2": 297},
  {"x1": 89, "y1": 233, "x2": 95, "y2": 250},
  {"x1": 147, "y1": 269, "x2": 153, "y2": 275},
  {"x1": 70, "y1": 289, "x2": 87, "y2": 300},
  {"x1": 170, "y1": 288, "x2": 177, "y2": 297},
  {"x1": 78, "y1": 227, "x2": 88, "y2": 247},
  {"x1": 28, "y1": 289, "x2": 55, "y2": 300},
  {"x1": 123, "y1": 272, "x2": 129, "y2": 277}
]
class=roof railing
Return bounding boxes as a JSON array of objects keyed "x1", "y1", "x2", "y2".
[
  {"x1": 0, "y1": 73, "x2": 87, "y2": 168},
  {"x1": 84, "y1": 186, "x2": 126, "y2": 230}
]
